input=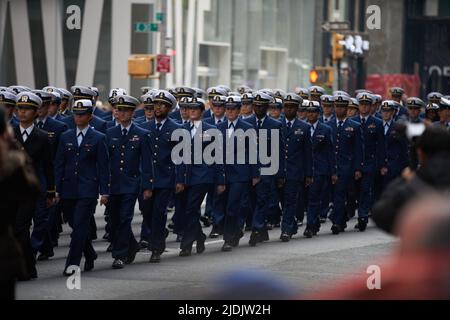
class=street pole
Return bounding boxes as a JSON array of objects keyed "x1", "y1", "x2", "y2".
[{"x1": 159, "y1": 0, "x2": 167, "y2": 89}]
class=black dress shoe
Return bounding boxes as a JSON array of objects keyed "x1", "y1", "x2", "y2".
[
  {"x1": 260, "y1": 229, "x2": 269, "y2": 242},
  {"x1": 37, "y1": 252, "x2": 54, "y2": 261},
  {"x1": 84, "y1": 255, "x2": 97, "y2": 272},
  {"x1": 196, "y1": 234, "x2": 206, "y2": 254},
  {"x1": 298, "y1": 221, "x2": 304, "y2": 227},
  {"x1": 63, "y1": 267, "x2": 75, "y2": 277},
  {"x1": 280, "y1": 233, "x2": 291, "y2": 242},
  {"x1": 331, "y1": 224, "x2": 341, "y2": 235},
  {"x1": 149, "y1": 252, "x2": 161, "y2": 263},
  {"x1": 200, "y1": 216, "x2": 211, "y2": 227},
  {"x1": 209, "y1": 225, "x2": 220, "y2": 239},
  {"x1": 266, "y1": 223, "x2": 273, "y2": 230},
  {"x1": 179, "y1": 249, "x2": 192, "y2": 257},
  {"x1": 231, "y1": 230, "x2": 244, "y2": 247},
  {"x1": 102, "y1": 232, "x2": 110, "y2": 240},
  {"x1": 221, "y1": 243, "x2": 233, "y2": 252},
  {"x1": 106, "y1": 243, "x2": 113, "y2": 252},
  {"x1": 249, "y1": 231, "x2": 260, "y2": 247},
  {"x1": 167, "y1": 222, "x2": 175, "y2": 230},
  {"x1": 139, "y1": 240, "x2": 149, "y2": 250},
  {"x1": 303, "y1": 229, "x2": 313, "y2": 238},
  {"x1": 112, "y1": 259, "x2": 125, "y2": 269},
  {"x1": 355, "y1": 219, "x2": 367, "y2": 232},
  {"x1": 319, "y1": 218, "x2": 327, "y2": 224},
  {"x1": 126, "y1": 245, "x2": 139, "y2": 264}
]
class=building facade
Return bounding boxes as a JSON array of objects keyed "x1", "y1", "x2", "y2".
[{"x1": 0, "y1": 0, "x2": 321, "y2": 100}]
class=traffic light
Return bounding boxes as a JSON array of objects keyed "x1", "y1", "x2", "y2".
[
  {"x1": 309, "y1": 67, "x2": 334, "y2": 87},
  {"x1": 128, "y1": 54, "x2": 157, "y2": 79},
  {"x1": 332, "y1": 32, "x2": 345, "y2": 62}
]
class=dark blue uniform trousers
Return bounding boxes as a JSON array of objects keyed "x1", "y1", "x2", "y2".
[
  {"x1": 296, "y1": 183, "x2": 308, "y2": 222},
  {"x1": 252, "y1": 176, "x2": 273, "y2": 231},
  {"x1": 332, "y1": 174, "x2": 353, "y2": 227},
  {"x1": 223, "y1": 182, "x2": 249, "y2": 243},
  {"x1": 31, "y1": 194, "x2": 48, "y2": 253},
  {"x1": 307, "y1": 175, "x2": 330, "y2": 230},
  {"x1": 138, "y1": 194, "x2": 151, "y2": 242},
  {"x1": 173, "y1": 189, "x2": 187, "y2": 236},
  {"x1": 63, "y1": 199, "x2": 97, "y2": 268},
  {"x1": 281, "y1": 180, "x2": 301, "y2": 235},
  {"x1": 180, "y1": 184, "x2": 210, "y2": 251},
  {"x1": 358, "y1": 171, "x2": 375, "y2": 221},
  {"x1": 109, "y1": 194, "x2": 138, "y2": 259},
  {"x1": 143, "y1": 188, "x2": 172, "y2": 253},
  {"x1": 319, "y1": 176, "x2": 332, "y2": 219},
  {"x1": 212, "y1": 190, "x2": 226, "y2": 227}
]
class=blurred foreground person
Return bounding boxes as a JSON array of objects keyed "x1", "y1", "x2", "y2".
[
  {"x1": 0, "y1": 107, "x2": 40, "y2": 298},
  {"x1": 305, "y1": 193, "x2": 450, "y2": 300},
  {"x1": 372, "y1": 126, "x2": 450, "y2": 235}
]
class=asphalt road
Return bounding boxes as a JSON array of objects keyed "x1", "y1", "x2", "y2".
[{"x1": 16, "y1": 204, "x2": 396, "y2": 300}]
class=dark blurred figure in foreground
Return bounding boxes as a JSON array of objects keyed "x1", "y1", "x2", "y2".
[
  {"x1": 372, "y1": 126, "x2": 450, "y2": 235},
  {"x1": 306, "y1": 193, "x2": 450, "y2": 300},
  {"x1": 0, "y1": 107, "x2": 40, "y2": 299}
]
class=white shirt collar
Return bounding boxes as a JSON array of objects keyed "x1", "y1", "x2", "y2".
[
  {"x1": 215, "y1": 116, "x2": 225, "y2": 124},
  {"x1": 228, "y1": 119, "x2": 238, "y2": 127},
  {"x1": 383, "y1": 119, "x2": 393, "y2": 126},
  {"x1": 285, "y1": 118, "x2": 295, "y2": 125},
  {"x1": 156, "y1": 118, "x2": 167, "y2": 126},
  {"x1": 20, "y1": 124, "x2": 34, "y2": 135},
  {"x1": 37, "y1": 117, "x2": 48, "y2": 124},
  {"x1": 120, "y1": 123, "x2": 132, "y2": 132},
  {"x1": 323, "y1": 115, "x2": 333, "y2": 121},
  {"x1": 360, "y1": 115, "x2": 369, "y2": 122},
  {"x1": 337, "y1": 118, "x2": 347, "y2": 125},
  {"x1": 257, "y1": 116, "x2": 266, "y2": 124},
  {"x1": 76, "y1": 126, "x2": 89, "y2": 136},
  {"x1": 311, "y1": 121, "x2": 319, "y2": 129},
  {"x1": 192, "y1": 120, "x2": 202, "y2": 128}
]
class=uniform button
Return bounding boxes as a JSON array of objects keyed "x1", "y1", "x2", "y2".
[
  {"x1": 76, "y1": 153, "x2": 79, "y2": 156},
  {"x1": 75, "y1": 172, "x2": 78, "y2": 175},
  {"x1": 153, "y1": 160, "x2": 157, "y2": 163},
  {"x1": 155, "y1": 145, "x2": 159, "y2": 148},
  {"x1": 150, "y1": 179, "x2": 153, "y2": 183},
  {"x1": 122, "y1": 146, "x2": 125, "y2": 149},
  {"x1": 121, "y1": 153, "x2": 124, "y2": 156},
  {"x1": 120, "y1": 160, "x2": 124, "y2": 164},
  {"x1": 156, "y1": 138, "x2": 159, "y2": 141},
  {"x1": 120, "y1": 168, "x2": 123, "y2": 171},
  {"x1": 154, "y1": 153, "x2": 157, "y2": 156}
]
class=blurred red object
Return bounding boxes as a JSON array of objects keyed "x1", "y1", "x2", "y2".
[
  {"x1": 303, "y1": 250, "x2": 450, "y2": 300},
  {"x1": 365, "y1": 74, "x2": 421, "y2": 99}
]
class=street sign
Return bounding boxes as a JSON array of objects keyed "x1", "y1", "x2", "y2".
[
  {"x1": 322, "y1": 21, "x2": 351, "y2": 32},
  {"x1": 134, "y1": 22, "x2": 159, "y2": 33},
  {"x1": 156, "y1": 54, "x2": 171, "y2": 73},
  {"x1": 156, "y1": 12, "x2": 164, "y2": 22}
]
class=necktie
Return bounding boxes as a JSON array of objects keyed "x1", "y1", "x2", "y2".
[
  {"x1": 324, "y1": 117, "x2": 328, "y2": 122},
  {"x1": 311, "y1": 126, "x2": 315, "y2": 137},
  {"x1": 190, "y1": 124, "x2": 196, "y2": 138},
  {"x1": 361, "y1": 118, "x2": 366, "y2": 126},
  {"x1": 122, "y1": 128, "x2": 128, "y2": 137},
  {"x1": 257, "y1": 119, "x2": 262, "y2": 129},
  {"x1": 384, "y1": 123, "x2": 390, "y2": 135},
  {"x1": 156, "y1": 123, "x2": 162, "y2": 131},
  {"x1": 37, "y1": 121, "x2": 44, "y2": 129},
  {"x1": 338, "y1": 120, "x2": 344, "y2": 128},
  {"x1": 77, "y1": 132, "x2": 84, "y2": 146},
  {"x1": 217, "y1": 119, "x2": 222, "y2": 125},
  {"x1": 287, "y1": 121, "x2": 292, "y2": 128},
  {"x1": 22, "y1": 130, "x2": 29, "y2": 142},
  {"x1": 228, "y1": 122, "x2": 234, "y2": 138}
]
